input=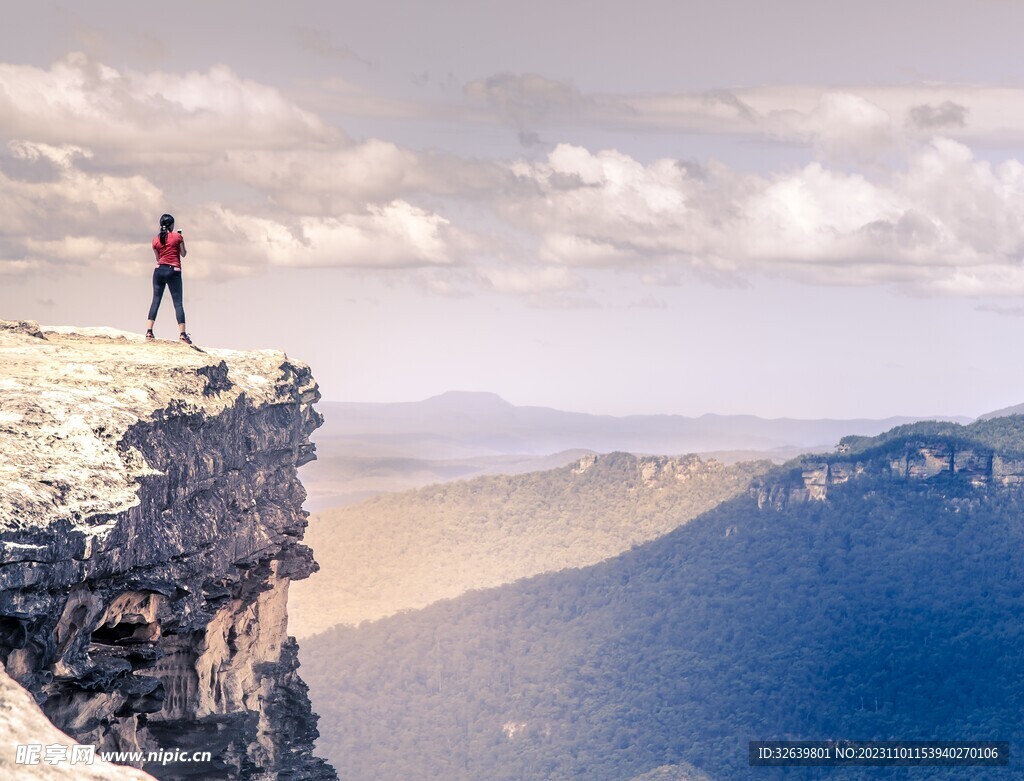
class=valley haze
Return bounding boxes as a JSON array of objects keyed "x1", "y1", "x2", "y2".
[{"x1": 303, "y1": 390, "x2": 971, "y2": 508}]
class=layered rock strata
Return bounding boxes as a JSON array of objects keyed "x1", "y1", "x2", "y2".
[
  {"x1": 0, "y1": 322, "x2": 336, "y2": 780},
  {"x1": 755, "y1": 439, "x2": 1024, "y2": 510}
]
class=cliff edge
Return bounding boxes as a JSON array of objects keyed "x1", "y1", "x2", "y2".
[{"x1": 0, "y1": 321, "x2": 336, "y2": 780}]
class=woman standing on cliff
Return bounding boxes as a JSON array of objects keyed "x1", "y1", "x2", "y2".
[{"x1": 145, "y1": 213, "x2": 192, "y2": 345}]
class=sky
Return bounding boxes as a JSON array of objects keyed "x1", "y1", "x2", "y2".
[{"x1": 4, "y1": 1, "x2": 1024, "y2": 418}]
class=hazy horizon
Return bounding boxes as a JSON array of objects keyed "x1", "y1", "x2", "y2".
[{"x1": 316, "y1": 388, "x2": 980, "y2": 421}]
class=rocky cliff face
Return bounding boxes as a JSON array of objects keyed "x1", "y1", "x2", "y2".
[
  {"x1": 754, "y1": 438, "x2": 1024, "y2": 510},
  {"x1": 0, "y1": 321, "x2": 336, "y2": 780}
]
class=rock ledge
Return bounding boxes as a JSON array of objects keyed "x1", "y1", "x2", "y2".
[{"x1": 0, "y1": 322, "x2": 336, "y2": 780}]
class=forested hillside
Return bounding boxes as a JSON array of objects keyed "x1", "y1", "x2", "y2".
[
  {"x1": 291, "y1": 453, "x2": 769, "y2": 636},
  {"x1": 301, "y1": 417, "x2": 1024, "y2": 780},
  {"x1": 628, "y1": 763, "x2": 714, "y2": 781},
  {"x1": 837, "y1": 414, "x2": 1024, "y2": 456}
]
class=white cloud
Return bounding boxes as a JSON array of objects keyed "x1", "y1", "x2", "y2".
[
  {"x1": 8, "y1": 141, "x2": 93, "y2": 168},
  {"x1": 0, "y1": 259, "x2": 40, "y2": 275},
  {"x1": 211, "y1": 140, "x2": 422, "y2": 215},
  {"x1": 0, "y1": 53, "x2": 337, "y2": 155},
  {"x1": 464, "y1": 74, "x2": 1024, "y2": 158},
  {"x1": 498, "y1": 140, "x2": 1024, "y2": 295},
  {"x1": 789, "y1": 92, "x2": 894, "y2": 159},
  {"x1": 6, "y1": 55, "x2": 1024, "y2": 299},
  {"x1": 0, "y1": 140, "x2": 165, "y2": 272},
  {"x1": 0, "y1": 141, "x2": 467, "y2": 275},
  {"x1": 0, "y1": 55, "x2": 476, "y2": 277},
  {"x1": 200, "y1": 201, "x2": 467, "y2": 272},
  {"x1": 538, "y1": 234, "x2": 640, "y2": 267}
]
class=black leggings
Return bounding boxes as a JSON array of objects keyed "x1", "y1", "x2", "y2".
[{"x1": 148, "y1": 265, "x2": 185, "y2": 324}]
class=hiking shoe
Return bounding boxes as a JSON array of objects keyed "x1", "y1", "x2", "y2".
[
  {"x1": 145, "y1": 329, "x2": 155, "y2": 341},
  {"x1": 179, "y1": 333, "x2": 193, "y2": 345}
]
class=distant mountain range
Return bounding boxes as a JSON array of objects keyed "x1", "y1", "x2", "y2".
[
  {"x1": 315, "y1": 391, "x2": 972, "y2": 457},
  {"x1": 300, "y1": 414, "x2": 1024, "y2": 780},
  {"x1": 979, "y1": 401, "x2": 1024, "y2": 420},
  {"x1": 301, "y1": 392, "x2": 974, "y2": 509}
]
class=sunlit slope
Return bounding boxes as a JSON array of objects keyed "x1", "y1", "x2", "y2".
[
  {"x1": 301, "y1": 416, "x2": 1024, "y2": 780},
  {"x1": 290, "y1": 452, "x2": 769, "y2": 637}
]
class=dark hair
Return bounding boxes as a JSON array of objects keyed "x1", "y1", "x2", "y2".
[{"x1": 159, "y1": 214, "x2": 175, "y2": 246}]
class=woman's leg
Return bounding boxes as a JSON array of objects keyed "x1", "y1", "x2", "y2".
[
  {"x1": 167, "y1": 269, "x2": 186, "y2": 333},
  {"x1": 147, "y1": 266, "x2": 168, "y2": 326}
]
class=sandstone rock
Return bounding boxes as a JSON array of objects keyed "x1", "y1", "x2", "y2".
[
  {"x1": 0, "y1": 662, "x2": 155, "y2": 779},
  {"x1": 756, "y1": 437, "x2": 1013, "y2": 510},
  {"x1": 0, "y1": 322, "x2": 335, "y2": 780},
  {"x1": 906, "y1": 445, "x2": 952, "y2": 479},
  {"x1": 993, "y1": 454, "x2": 1024, "y2": 485},
  {"x1": 572, "y1": 454, "x2": 598, "y2": 474}
]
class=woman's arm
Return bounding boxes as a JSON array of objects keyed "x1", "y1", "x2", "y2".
[{"x1": 178, "y1": 231, "x2": 187, "y2": 258}]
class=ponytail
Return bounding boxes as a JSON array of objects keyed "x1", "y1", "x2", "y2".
[{"x1": 158, "y1": 213, "x2": 175, "y2": 246}]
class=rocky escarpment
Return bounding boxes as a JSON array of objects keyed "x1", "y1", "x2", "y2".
[
  {"x1": 0, "y1": 322, "x2": 336, "y2": 780},
  {"x1": 754, "y1": 433, "x2": 1024, "y2": 510}
]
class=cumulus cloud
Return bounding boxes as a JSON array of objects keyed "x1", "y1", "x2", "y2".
[
  {"x1": 211, "y1": 140, "x2": 423, "y2": 215},
  {"x1": 0, "y1": 138, "x2": 470, "y2": 277},
  {"x1": 496, "y1": 140, "x2": 1024, "y2": 295},
  {"x1": 0, "y1": 139, "x2": 165, "y2": 273},
  {"x1": 212, "y1": 201, "x2": 469, "y2": 269},
  {"x1": 0, "y1": 54, "x2": 337, "y2": 157},
  {"x1": 7, "y1": 54, "x2": 1024, "y2": 301},
  {"x1": 9, "y1": 141, "x2": 93, "y2": 169},
  {"x1": 787, "y1": 92, "x2": 894, "y2": 159},
  {"x1": 0, "y1": 55, "x2": 479, "y2": 277}
]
